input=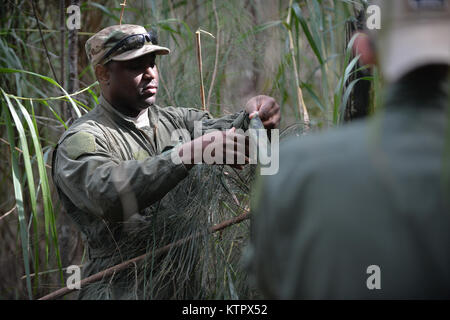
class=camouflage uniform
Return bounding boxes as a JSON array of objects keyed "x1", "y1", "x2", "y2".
[{"x1": 52, "y1": 25, "x2": 250, "y2": 299}]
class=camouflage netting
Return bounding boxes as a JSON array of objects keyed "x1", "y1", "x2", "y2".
[
  {"x1": 71, "y1": 118, "x2": 310, "y2": 300},
  {"x1": 77, "y1": 162, "x2": 256, "y2": 300}
]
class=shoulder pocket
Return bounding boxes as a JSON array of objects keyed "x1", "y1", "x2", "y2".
[{"x1": 64, "y1": 131, "x2": 97, "y2": 160}]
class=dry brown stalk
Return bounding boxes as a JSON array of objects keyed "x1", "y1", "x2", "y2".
[
  {"x1": 0, "y1": 138, "x2": 52, "y2": 169},
  {"x1": 0, "y1": 204, "x2": 17, "y2": 221},
  {"x1": 38, "y1": 211, "x2": 250, "y2": 300},
  {"x1": 206, "y1": 0, "x2": 220, "y2": 112},
  {"x1": 119, "y1": 0, "x2": 127, "y2": 25},
  {"x1": 195, "y1": 30, "x2": 206, "y2": 111}
]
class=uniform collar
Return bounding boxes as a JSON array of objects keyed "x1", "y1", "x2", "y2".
[{"x1": 98, "y1": 95, "x2": 160, "y2": 129}]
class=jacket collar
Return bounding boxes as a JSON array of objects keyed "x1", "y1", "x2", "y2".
[{"x1": 98, "y1": 95, "x2": 160, "y2": 129}]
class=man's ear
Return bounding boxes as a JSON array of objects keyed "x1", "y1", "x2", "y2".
[
  {"x1": 353, "y1": 32, "x2": 377, "y2": 67},
  {"x1": 95, "y1": 64, "x2": 110, "y2": 84}
]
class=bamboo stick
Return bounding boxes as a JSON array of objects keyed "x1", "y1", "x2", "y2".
[
  {"x1": 195, "y1": 30, "x2": 206, "y2": 111},
  {"x1": 38, "y1": 211, "x2": 250, "y2": 300}
]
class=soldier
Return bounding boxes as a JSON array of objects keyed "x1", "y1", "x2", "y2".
[
  {"x1": 250, "y1": 0, "x2": 450, "y2": 299},
  {"x1": 52, "y1": 24, "x2": 280, "y2": 299}
]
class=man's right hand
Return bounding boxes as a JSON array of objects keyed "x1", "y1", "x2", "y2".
[{"x1": 178, "y1": 128, "x2": 249, "y2": 170}]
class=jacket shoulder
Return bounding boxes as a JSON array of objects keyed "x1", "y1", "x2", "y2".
[
  {"x1": 57, "y1": 106, "x2": 109, "y2": 144},
  {"x1": 279, "y1": 120, "x2": 370, "y2": 171}
]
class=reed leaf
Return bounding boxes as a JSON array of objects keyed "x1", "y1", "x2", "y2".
[
  {"x1": 16, "y1": 98, "x2": 64, "y2": 283},
  {"x1": 2, "y1": 90, "x2": 33, "y2": 300},
  {"x1": 0, "y1": 68, "x2": 82, "y2": 118},
  {"x1": 291, "y1": 2, "x2": 324, "y2": 66}
]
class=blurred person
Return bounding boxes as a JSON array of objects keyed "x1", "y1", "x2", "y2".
[
  {"x1": 52, "y1": 24, "x2": 280, "y2": 299},
  {"x1": 249, "y1": 0, "x2": 450, "y2": 299}
]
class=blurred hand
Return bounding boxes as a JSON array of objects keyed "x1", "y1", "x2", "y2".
[
  {"x1": 178, "y1": 127, "x2": 249, "y2": 170},
  {"x1": 352, "y1": 32, "x2": 376, "y2": 67},
  {"x1": 245, "y1": 95, "x2": 281, "y2": 129}
]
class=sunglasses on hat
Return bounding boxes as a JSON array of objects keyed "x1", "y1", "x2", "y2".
[{"x1": 101, "y1": 32, "x2": 157, "y2": 64}]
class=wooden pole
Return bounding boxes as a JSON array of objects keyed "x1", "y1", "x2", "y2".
[
  {"x1": 38, "y1": 212, "x2": 250, "y2": 300},
  {"x1": 195, "y1": 30, "x2": 206, "y2": 111}
]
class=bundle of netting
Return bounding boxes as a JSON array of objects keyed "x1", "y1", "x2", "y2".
[
  {"x1": 68, "y1": 116, "x2": 311, "y2": 300},
  {"x1": 77, "y1": 162, "x2": 256, "y2": 300}
]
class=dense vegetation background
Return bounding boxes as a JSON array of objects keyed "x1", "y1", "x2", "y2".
[{"x1": 0, "y1": 0, "x2": 374, "y2": 299}]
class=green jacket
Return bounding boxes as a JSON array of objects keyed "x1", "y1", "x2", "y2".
[
  {"x1": 250, "y1": 73, "x2": 450, "y2": 299},
  {"x1": 52, "y1": 96, "x2": 249, "y2": 260}
]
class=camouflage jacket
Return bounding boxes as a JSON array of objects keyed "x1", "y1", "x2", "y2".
[{"x1": 52, "y1": 96, "x2": 249, "y2": 259}]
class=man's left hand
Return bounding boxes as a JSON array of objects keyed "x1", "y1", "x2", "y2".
[{"x1": 245, "y1": 95, "x2": 281, "y2": 129}]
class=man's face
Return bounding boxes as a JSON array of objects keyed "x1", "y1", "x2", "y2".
[{"x1": 104, "y1": 53, "x2": 159, "y2": 116}]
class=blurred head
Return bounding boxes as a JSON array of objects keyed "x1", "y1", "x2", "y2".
[
  {"x1": 353, "y1": 0, "x2": 450, "y2": 83},
  {"x1": 85, "y1": 24, "x2": 170, "y2": 116}
]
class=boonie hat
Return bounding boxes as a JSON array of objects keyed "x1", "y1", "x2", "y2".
[{"x1": 85, "y1": 24, "x2": 170, "y2": 66}]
